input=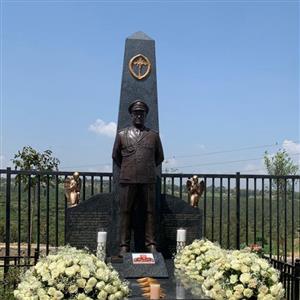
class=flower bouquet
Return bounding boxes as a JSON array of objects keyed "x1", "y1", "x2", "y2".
[
  {"x1": 174, "y1": 240, "x2": 285, "y2": 300},
  {"x1": 174, "y1": 239, "x2": 226, "y2": 284},
  {"x1": 14, "y1": 246, "x2": 130, "y2": 300},
  {"x1": 202, "y1": 249, "x2": 284, "y2": 300}
]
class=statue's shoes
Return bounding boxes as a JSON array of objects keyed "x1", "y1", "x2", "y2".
[
  {"x1": 147, "y1": 244, "x2": 157, "y2": 253},
  {"x1": 118, "y1": 246, "x2": 129, "y2": 257}
]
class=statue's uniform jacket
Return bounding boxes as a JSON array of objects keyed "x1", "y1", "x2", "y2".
[
  {"x1": 112, "y1": 126, "x2": 164, "y2": 248},
  {"x1": 112, "y1": 126, "x2": 164, "y2": 183}
]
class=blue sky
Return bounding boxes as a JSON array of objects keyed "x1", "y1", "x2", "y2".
[{"x1": 1, "y1": 1, "x2": 299, "y2": 174}]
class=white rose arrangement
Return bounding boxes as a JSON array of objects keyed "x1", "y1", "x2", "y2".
[
  {"x1": 14, "y1": 246, "x2": 130, "y2": 300},
  {"x1": 174, "y1": 239, "x2": 225, "y2": 284},
  {"x1": 174, "y1": 240, "x2": 285, "y2": 300}
]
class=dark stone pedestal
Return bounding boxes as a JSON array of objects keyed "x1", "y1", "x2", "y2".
[
  {"x1": 111, "y1": 252, "x2": 168, "y2": 279},
  {"x1": 65, "y1": 193, "x2": 202, "y2": 258}
]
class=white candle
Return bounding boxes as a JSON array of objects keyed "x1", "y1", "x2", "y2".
[
  {"x1": 97, "y1": 231, "x2": 107, "y2": 243},
  {"x1": 150, "y1": 284, "x2": 160, "y2": 300},
  {"x1": 176, "y1": 229, "x2": 186, "y2": 242},
  {"x1": 176, "y1": 282, "x2": 185, "y2": 299}
]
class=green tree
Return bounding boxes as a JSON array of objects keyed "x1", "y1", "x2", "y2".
[
  {"x1": 264, "y1": 149, "x2": 299, "y2": 258},
  {"x1": 11, "y1": 146, "x2": 60, "y2": 243},
  {"x1": 264, "y1": 149, "x2": 298, "y2": 177}
]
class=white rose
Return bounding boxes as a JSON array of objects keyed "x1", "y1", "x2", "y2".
[
  {"x1": 68, "y1": 284, "x2": 78, "y2": 294},
  {"x1": 234, "y1": 284, "x2": 244, "y2": 293},
  {"x1": 270, "y1": 274, "x2": 278, "y2": 283},
  {"x1": 97, "y1": 290, "x2": 108, "y2": 300},
  {"x1": 270, "y1": 283, "x2": 284, "y2": 296},
  {"x1": 56, "y1": 283, "x2": 65, "y2": 291},
  {"x1": 240, "y1": 273, "x2": 251, "y2": 284},
  {"x1": 259, "y1": 260, "x2": 269, "y2": 270},
  {"x1": 114, "y1": 291, "x2": 123, "y2": 299},
  {"x1": 64, "y1": 266, "x2": 75, "y2": 277},
  {"x1": 213, "y1": 271, "x2": 223, "y2": 280},
  {"x1": 53, "y1": 290, "x2": 64, "y2": 299},
  {"x1": 261, "y1": 270, "x2": 267, "y2": 276},
  {"x1": 49, "y1": 262, "x2": 57, "y2": 270},
  {"x1": 121, "y1": 284, "x2": 129, "y2": 295},
  {"x1": 47, "y1": 278, "x2": 55, "y2": 286},
  {"x1": 258, "y1": 285, "x2": 269, "y2": 294},
  {"x1": 225, "y1": 290, "x2": 233, "y2": 297},
  {"x1": 230, "y1": 274, "x2": 238, "y2": 284},
  {"x1": 80, "y1": 266, "x2": 90, "y2": 278},
  {"x1": 233, "y1": 290, "x2": 243, "y2": 299},
  {"x1": 248, "y1": 278, "x2": 257, "y2": 288},
  {"x1": 241, "y1": 265, "x2": 250, "y2": 273},
  {"x1": 243, "y1": 288, "x2": 253, "y2": 298},
  {"x1": 96, "y1": 281, "x2": 105, "y2": 290},
  {"x1": 231, "y1": 262, "x2": 241, "y2": 271},
  {"x1": 86, "y1": 277, "x2": 98, "y2": 288},
  {"x1": 73, "y1": 264, "x2": 80, "y2": 273},
  {"x1": 77, "y1": 293, "x2": 87, "y2": 300},
  {"x1": 47, "y1": 287, "x2": 57, "y2": 296},
  {"x1": 250, "y1": 264, "x2": 260, "y2": 273},
  {"x1": 37, "y1": 288, "x2": 47, "y2": 296},
  {"x1": 108, "y1": 295, "x2": 117, "y2": 300},
  {"x1": 51, "y1": 269, "x2": 60, "y2": 279},
  {"x1": 77, "y1": 278, "x2": 86, "y2": 288}
]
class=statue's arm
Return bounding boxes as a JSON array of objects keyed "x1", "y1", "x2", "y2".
[
  {"x1": 155, "y1": 134, "x2": 164, "y2": 166},
  {"x1": 112, "y1": 133, "x2": 122, "y2": 167}
]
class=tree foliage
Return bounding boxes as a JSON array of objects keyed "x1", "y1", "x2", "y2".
[
  {"x1": 11, "y1": 146, "x2": 60, "y2": 189},
  {"x1": 11, "y1": 146, "x2": 60, "y2": 243},
  {"x1": 264, "y1": 149, "x2": 298, "y2": 177}
]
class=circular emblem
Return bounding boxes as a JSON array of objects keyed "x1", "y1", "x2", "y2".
[{"x1": 128, "y1": 54, "x2": 151, "y2": 80}]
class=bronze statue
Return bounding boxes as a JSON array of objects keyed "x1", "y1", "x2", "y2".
[
  {"x1": 112, "y1": 100, "x2": 164, "y2": 256},
  {"x1": 64, "y1": 172, "x2": 81, "y2": 207},
  {"x1": 186, "y1": 175, "x2": 205, "y2": 208}
]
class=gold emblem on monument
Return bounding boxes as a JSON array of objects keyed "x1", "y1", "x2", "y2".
[{"x1": 129, "y1": 54, "x2": 151, "y2": 80}]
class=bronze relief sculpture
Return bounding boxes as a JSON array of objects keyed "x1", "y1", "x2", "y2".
[
  {"x1": 186, "y1": 175, "x2": 205, "y2": 208},
  {"x1": 112, "y1": 100, "x2": 164, "y2": 256},
  {"x1": 64, "y1": 172, "x2": 81, "y2": 207}
]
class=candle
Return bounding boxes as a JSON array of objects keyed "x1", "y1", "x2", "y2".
[
  {"x1": 176, "y1": 229, "x2": 186, "y2": 242},
  {"x1": 150, "y1": 284, "x2": 160, "y2": 300},
  {"x1": 176, "y1": 281, "x2": 185, "y2": 299},
  {"x1": 97, "y1": 231, "x2": 107, "y2": 243}
]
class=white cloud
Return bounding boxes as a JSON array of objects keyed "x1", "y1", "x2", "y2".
[
  {"x1": 282, "y1": 139, "x2": 300, "y2": 155},
  {"x1": 89, "y1": 119, "x2": 117, "y2": 138}
]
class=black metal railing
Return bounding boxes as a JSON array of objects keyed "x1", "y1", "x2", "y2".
[{"x1": 0, "y1": 168, "x2": 299, "y2": 299}]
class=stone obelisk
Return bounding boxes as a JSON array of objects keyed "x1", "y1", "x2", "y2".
[
  {"x1": 117, "y1": 31, "x2": 159, "y2": 130},
  {"x1": 111, "y1": 31, "x2": 161, "y2": 254}
]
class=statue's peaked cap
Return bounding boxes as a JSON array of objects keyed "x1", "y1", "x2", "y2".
[{"x1": 128, "y1": 100, "x2": 149, "y2": 114}]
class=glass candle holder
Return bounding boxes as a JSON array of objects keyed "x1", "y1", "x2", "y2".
[
  {"x1": 176, "y1": 228, "x2": 186, "y2": 253},
  {"x1": 96, "y1": 231, "x2": 107, "y2": 261},
  {"x1": 96, "y1": 242, "x2": 106, "y2": 261},
  {"x1": 176, "y1": 241, "x2": 186, "y2": 254}
]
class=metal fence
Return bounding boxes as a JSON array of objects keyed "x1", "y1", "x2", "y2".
[{"x1": 0, "y1": 168, "x2": 299, "y2": 299}]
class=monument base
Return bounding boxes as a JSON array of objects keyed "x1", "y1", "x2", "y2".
[
  {"x1": 111, "y1": 252, "x2": 168, "y2": 278},
  {"x1": 66, "y1": 193, "x2": 202, "y2": 258}
]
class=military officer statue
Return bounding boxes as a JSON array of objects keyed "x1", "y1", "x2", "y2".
[{"x1": 112, "y1": 100, "x2": 164, "y2": 256}]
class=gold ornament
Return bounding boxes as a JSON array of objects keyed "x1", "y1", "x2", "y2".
[{"x1": 129, "y1": 54, "x2": 151, "y2": 80}]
